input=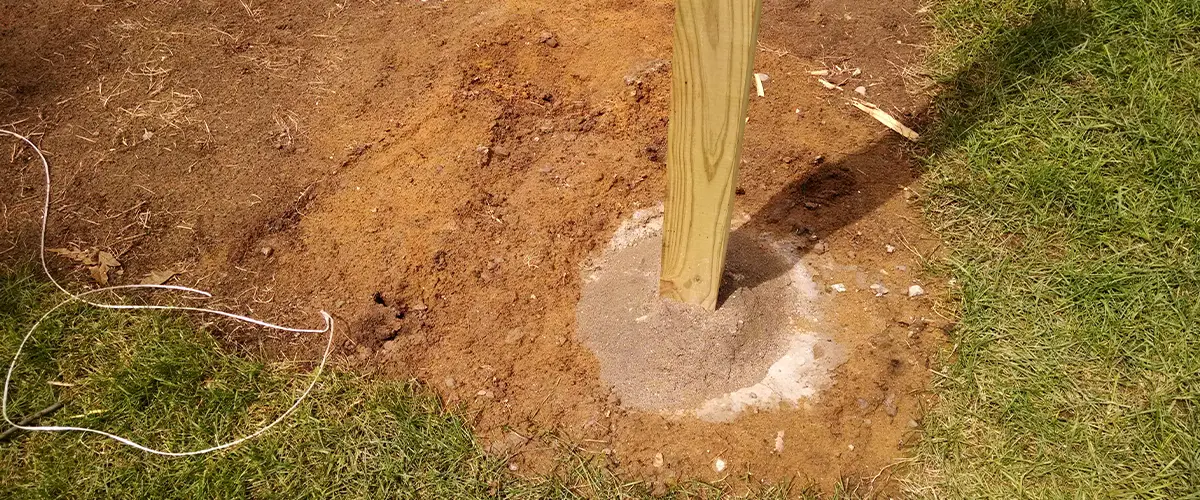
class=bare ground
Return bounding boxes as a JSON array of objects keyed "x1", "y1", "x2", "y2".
[{"x1": 1, "y1": 0, "x2": 949, "y2": 492}]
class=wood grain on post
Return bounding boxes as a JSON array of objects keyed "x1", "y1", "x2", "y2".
[{"x1": 660, "y1": 0, "x2": 763, "y2": 310}]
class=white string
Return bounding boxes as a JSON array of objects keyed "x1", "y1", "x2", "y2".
[{"x1": 1, "y1": 128, "x2": 335, "y2": 456}]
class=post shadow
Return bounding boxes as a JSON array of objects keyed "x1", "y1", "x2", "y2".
[{"x1": 717, "y1": 4, "x2": 1096, "y2": 307}]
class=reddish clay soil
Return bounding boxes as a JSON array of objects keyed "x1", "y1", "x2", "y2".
[{"x1": 1, "y1": 0, "x2": 949, "y2": 493}]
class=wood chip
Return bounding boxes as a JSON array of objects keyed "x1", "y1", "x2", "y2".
[
  {"x1": 817, "y1": 78, "x2": 842, "y2": 90},
  {"x1": 808, "y1": 69, "x2": 830, "y2": 76},
  {"x1": 849, "y1": 99, "x2": 920, "y2": 141}
]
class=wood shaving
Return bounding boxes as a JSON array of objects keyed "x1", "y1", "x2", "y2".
[{"x1": 849, "y1": 99, "x2": 920, "y2": 141}]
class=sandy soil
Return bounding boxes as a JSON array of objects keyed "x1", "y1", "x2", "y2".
[{"x1": 1, "y1": 0, "x2": 950, "y2": 493}]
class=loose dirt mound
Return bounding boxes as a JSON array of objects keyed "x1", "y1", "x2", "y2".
[{"x1": 1, "y1": 0, "x2": 949, "y2": 492}]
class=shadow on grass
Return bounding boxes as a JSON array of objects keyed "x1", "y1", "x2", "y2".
[{"x1": 718, "y1": 4, "x2": 1096, "y2": 306}]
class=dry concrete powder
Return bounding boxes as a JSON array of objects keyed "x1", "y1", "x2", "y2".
[{"x1": 576, "y1": 206, "x2": 845, "y2": 422}]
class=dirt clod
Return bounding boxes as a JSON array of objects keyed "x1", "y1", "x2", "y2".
[
  {"x1": 537, "y1": 31, "x2": 559, "y2": 48},
  {"x1": 504, "y1": 329, "x2": 525, "y2": 345},
  {"x1": 883, "y1": 392, "x2": 898, "y2": 417},
  {"x1": 488, "y1": 431, "x2": 529, "y2": 456}
]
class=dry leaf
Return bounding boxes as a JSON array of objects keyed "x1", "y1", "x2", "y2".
[
  {"x1": 97, "y1": 251, "x2": 121, "y2": 268},
  {"x1": 141, "y1": 268, "x2": 179, "y2": 285},
  {"x1": 88, "y1": 265, "x2": 110, "y2": 285},
  {"x1": 49, "y1": 247, "x2": 97, "y2": 265}
]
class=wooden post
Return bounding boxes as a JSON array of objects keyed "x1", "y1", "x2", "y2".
[{"x1": 660, "y1": 0, "x2": 763, "y2": 310}]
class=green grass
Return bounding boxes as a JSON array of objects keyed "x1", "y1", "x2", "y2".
[
  {"x1": 915, "y1": 0, "x2": 1200, "y2": 497},
  {"x1": 0, "y1": 272, "x2": 808, "y2": 499}
]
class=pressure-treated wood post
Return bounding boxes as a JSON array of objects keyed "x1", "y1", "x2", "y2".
[{"x1": 660, "y1": 0, "x2": 763, "y2": 310}]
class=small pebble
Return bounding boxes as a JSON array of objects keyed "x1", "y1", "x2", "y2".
[
  {"x1": 713, "y1": 457, "x2": 726, "y2": 472},
  {"x1": 854, "y1": 86, "x2": 867, "y2": 96},
  {"x1": 774, "y1": 430, "x2": 785, "y2": 454},
  {"x1": 870, "y1": 283, "x2": 889, "y2": 296},
  {"x1": 653, "y1": 452, "x2": 664, "y2": 468},
  {"x1": 908, "y1": 284, "x2": 926, "y2": 297},
  {"x1": 830, "y1": 283, "x2": 847, "y2": 293},
  {"x1": 813, "y1": 241, "x2": 829, "y2": 254},
  {"x1": 886, "y1": 244, "x2": 896, "y2": 253}
]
